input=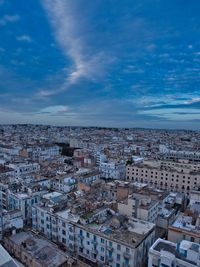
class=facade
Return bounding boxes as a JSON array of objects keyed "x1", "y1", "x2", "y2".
[
  {"x1": 159, "y1": 144, "x2": 200, "y2": 162},
  {"x1": 20, "y1": 145, "x2": 60, "y2": 160},
  {"x1": 126, "y1": 161, "x2": 199, "y2": 194},
  {"x1": 8, "y1": 161, "x2": 40, "y2": 177},
  {"x1": 168, "y1": 213, "x2": 200, "y2": 244},
  {"x1": 100, "y1": 161, "x2": 126, "y2": 180},
  {"x1": 0, "y1": 209, "x2": 23, "y2": 240},
  {"x1": 118, "y1": 193, "x2": 159, "y2": 223},
  {"x1": 190, "y1": 185, "x2": 200, "y2": 205},
  {"x1": 8, "y1": 189, "x2": 47, "y2": 223},
  {"x1": 52, "y1": 176, "x2": 77, "y2": 193},
  {"x1": 32, "y1": 202, "x2": 155, "y2": 267},
  {"x1": 148, "y1": 238, "x2": 200, "y2": 267},
  {"x1": 4, "y1": 231, "x2": 75, "y2": 267}
]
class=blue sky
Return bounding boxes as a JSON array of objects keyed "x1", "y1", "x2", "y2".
[{"x1": 0, "y1": 0, "x2": 200, "y2": 129}]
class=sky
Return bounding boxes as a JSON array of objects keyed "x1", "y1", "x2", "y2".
[{"x1": 0, "y1": 0, "x2": 200, "y2": 129}]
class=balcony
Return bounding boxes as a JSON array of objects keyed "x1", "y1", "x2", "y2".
[
  {"x1": 79, "y1": 243, "x2": 84, "y2": 248},
  {"x1": 107, "y1": 246, "x2": 113, "y2": 252},
  {"x1": 123, "y1": 252, "x2": 131, "y2": 259},
  {"x1": 91, "y1": 247, "x2": 98, "y2": 254},
  {"x1": 108, "y1": 257, "x2": 113, "y2": 262},
  {"x1": 79, "y1": 234, "x2": 84, "y2": 240},
  {"x1": 91, "y1": 240, "x2": 98, "y2": 245}
]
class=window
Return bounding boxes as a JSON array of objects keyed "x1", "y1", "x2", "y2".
[
  {"x1": 117, "y1": 254, "x2": 120, "y2": 261},
  {"x1": 101, "y1": 238, "x2": 105, "y2": 243},
  {"x1": 100, "y1": 256, "x2": 104, "y2": 261},
  {"x1": 87, "y1": 232, "x2": 90, "y2": 238},
  {"x1": 62, "y1": 237, "x2": 66, "y2": 244},
  {"x1": 117, "y1": 244, "x2": 121, "y2": 250},
  {"x1": 101, "y1": 247, "x2": 104, "y2": 252},
  {"x1": 62, "y1": 229, "x2": 66, "y2": 235}
]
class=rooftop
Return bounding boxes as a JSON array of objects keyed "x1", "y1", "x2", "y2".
[{"x1": 7, "y1": 231, "x2": 73, "y2": 267}]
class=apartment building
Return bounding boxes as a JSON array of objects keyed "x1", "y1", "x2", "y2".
[
  {"x1": 9, "y1": 188, "x2": 47, "y2": 223},
  {"x1": 100, "y1": 161, "x2": 126, "y2": 180},
  {"x1": 148, "y1": 238, "x2": 200, "y2": 267},
  {"x1": 20, "y1": 144, "x2": 60, "y2": 160},
  {"x1": 0, "y1": 209, "x2": 23, "y2": 240},
  {"x1": 126, "y1": 160, "x2": 199, "y2": 194},
  {"x1": 32, "y1": 201, "x2": 155, "y2": 267},
  {"x1": 190, "y1": 185, "x2": 200, "y2": 205},
  {"x1": 4, "y1": 231, "x2": 76, "y2": 267},
  {"x1": 159, "y1": 144, "x2": 200, "y2": 162},
  {"x1": 168, "y1": 213, "x2": 200, "y2": 244},
  {"x1": 52, "y1": 176, "x2": 77, "y2": 193},
  {"x1": 0, "y1": 145, "x2": 21, "y2": 156},
  {"x1": 118, "y1": 193, "x2": 159, "y2": 223},
  {"x1": 8, "y1": 161, "x2": 40, "y2": 177},
  {"x1": 74, "y1": 168, "x2": 100, "y2": 185}
]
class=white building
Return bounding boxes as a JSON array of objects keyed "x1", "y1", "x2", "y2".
[
  {"x1": 52, "y1": 176, "x2": 76, "y2": 193},
  {"x1": 8, "y1": 161, "x2": 40, "y2": 177},
  {"x1": 0, "y1": 209, "x2": 23, "y2": 240},
  {"x1": 100, "y1": 161, "x2": 126, "y2": 180},
  {"x1": 159, "y1": 144, "x2": 200, "y2": 162},
  {"x1": 118, "y1": 193, "x2": 159, "y2": 223},
  {"x1": 190, "y1": 185, "x2": 200, "y2": 206},
  {"x1": 32, "y1": 202, "x2": 156, "y2": 267},
  {"x1": 148, "y1": 238, "x2": 200, "y2": 267},
  {"x1": 8, "y1": 188, "x2": 47, "y2": 223}
]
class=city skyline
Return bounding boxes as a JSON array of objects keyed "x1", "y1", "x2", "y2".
[{"x1": 0, "y1": 0, "x2": 200, "y2": 129}]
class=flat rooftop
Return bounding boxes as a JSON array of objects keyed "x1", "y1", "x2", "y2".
[
  {"x1": 8, "y1": 231, "x2": 72, "y2": 267},
  {"x1": 152, "y1": 238, "x2": 200, "y2": 266},
  {"x1": 85, "y1": 215, "x2": 155, "y2": 248}
]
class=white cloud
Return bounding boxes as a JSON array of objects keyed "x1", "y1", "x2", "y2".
[
  {"x1": 38, "y1": 105, "x2": 70, "y2": 114},
  {"x1": 16, "y1": 35, "x2": 32, "y2": 42},
  {"x1": 139, "y1": 108, "x2": 200, "y2": 121},
  {"x1": 40, "y1": 0, "x2": 108, "y2": 96},
  {"x1": 0, "y1": 14, "x2": 20, "y2": 26},
  {"x1": 184, "y1": 98, "x2": 200, "y2": 105}
]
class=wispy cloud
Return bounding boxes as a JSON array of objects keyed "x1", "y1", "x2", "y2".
[
  {"x1": 16, "y1": 35, "x2": 32, "y2": 42},
  {"x1": 0, "y1": 14, "x2": 20, "y2": 26},
  {"x1": 38, "y1": 105, "x2": 70, "y2": 115},
  {"x1": 40, "y1": 0, "x2": 109, "y2": 96},
  {"x1": 184, "y1": 97, "x2": 200, "y2": 105}
]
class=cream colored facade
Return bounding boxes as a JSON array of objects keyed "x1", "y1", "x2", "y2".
[
  {"x1": 118, "y1": 193, "x2": 159, "y2": 223},
  {"x1": 126, "y1": 161, "x2": 199, "y2": 194},
  {"x1": 168, "y1": 214, "x2": 200, "y2": 244}
]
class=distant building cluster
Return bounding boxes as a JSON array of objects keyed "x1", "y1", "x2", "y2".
[{"x1": 0, "y1": 124, "x2": 199, "y2": 267}]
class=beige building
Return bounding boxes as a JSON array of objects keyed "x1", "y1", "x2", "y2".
[
  {"x1": 118, "y1": 193, "x2": 159, "y2": 223},
  {"x1": 126, "y1": 160, "x2": 200, "y2": 194},
  {"x1": 4, "y1": 231, "x2": 77, "y2": 267},
  {"x1": 190, "y1": 184, "x2": 200, "y2": 205},
  {"x1": 168, "y1": 213, "x2": 200, "y2": 244}
]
